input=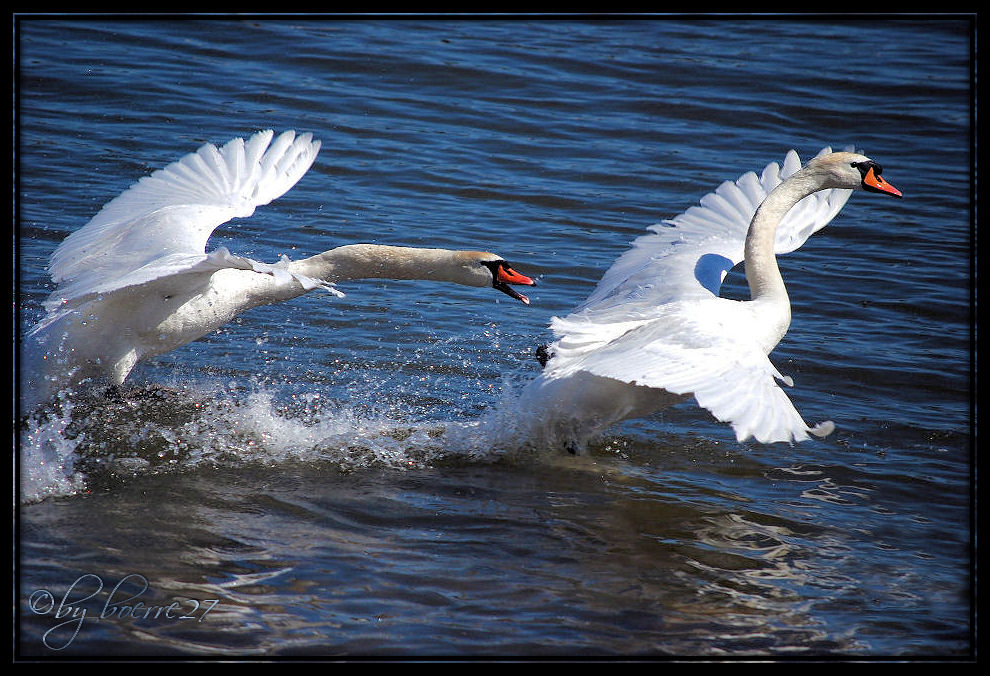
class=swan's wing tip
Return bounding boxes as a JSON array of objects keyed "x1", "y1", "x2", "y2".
[{"x1": 808, "y1": 420, "x2": 835, "y2": 438}]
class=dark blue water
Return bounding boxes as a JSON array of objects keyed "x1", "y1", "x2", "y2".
[{"x1": 15, "y1": 17, "x2": 973, "y2": 657}]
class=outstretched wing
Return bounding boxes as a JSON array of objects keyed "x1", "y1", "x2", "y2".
[
  {"x1": 571, "y1": 147, "x2": 852, "y2": 316},
  {"x1": 42, "y1": 129, "x2": 322, "y2": 311},
  {"x1": 546, "y1": 299, "x2": 833, "y2": 443}
]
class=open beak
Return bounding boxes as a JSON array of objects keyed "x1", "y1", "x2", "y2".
[
  {"x1": 493, "y1": 263, "x2": 536, "y2": 305},
  {"x1": 862, "y1": 166, "x2": 902, "y2": 198}
]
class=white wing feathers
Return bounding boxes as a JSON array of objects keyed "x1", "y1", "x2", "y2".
[
  {"x1": 544, "y1": 148, "x2": 850, "y2": 444},
  {"x1": 42, "y1": 130, "x2": 322, "y2": 312},
  {"x1": 574, "y1": 147, "x2": 851, "y2": 314},
  {"x1": 547, "y1": 300, "x2": 829, "y2": 443}
]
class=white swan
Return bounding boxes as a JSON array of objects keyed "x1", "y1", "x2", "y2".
[
  {"x1": 522, "y1": 147, "x2": 901, "y2": 448},
  {"x1": 25, "y1": 130, "x2": 535, "y2": 399}
]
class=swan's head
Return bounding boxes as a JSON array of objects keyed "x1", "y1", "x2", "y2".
[
  {"x1": 460, "y1": 253, "x2": 536, "y2": 305},
  {"x1": 808, "y1": 151, "x2": 903, "y2": 198}
]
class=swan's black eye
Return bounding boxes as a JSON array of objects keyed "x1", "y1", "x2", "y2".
[
  {"x1": 480, "y1": 260, "x2": 503, "y2": 276},
  {"x1": 852, "y1": 160, "x2": 883, "y2": 178}
]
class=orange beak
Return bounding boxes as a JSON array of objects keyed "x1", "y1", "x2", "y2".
[
  {"x1": 497, "y1": 264, "x2": 535, "y2": 287},
  {"x1": 494, "y1": 263, "x2": 536, "y2": 305},
  {"x1": 862, "y1": 166, "x2": 902, "y2": 198}
]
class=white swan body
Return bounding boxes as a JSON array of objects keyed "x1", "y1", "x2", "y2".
[
  {"x1": 26, "y1": 130, "x2": 535, "y2": 399},
  {"x1": 525, "y1": 148, "x2": 901, "y2": 447}
]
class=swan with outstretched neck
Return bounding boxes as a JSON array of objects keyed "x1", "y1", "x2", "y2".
[
  {"x1": 26, "y1": 130, "x2": 535, "y2": 399},
  {"x1": 522, "y1": 148, "x2": 902, "y2": 448}
]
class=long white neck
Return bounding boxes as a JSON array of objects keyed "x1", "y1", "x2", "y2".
[
  {"x1": 289, "y1": 244, "x2": 490, "y2": 286},
  {"x1": 191, "y1": 244, "x2": 497, "y2": 327},
  {"x1": 743, "y1": 167, "x2": 822, "y2": 350},
  {"x1": 94, "y1": 243, "x2": 497, "y2": 385}
]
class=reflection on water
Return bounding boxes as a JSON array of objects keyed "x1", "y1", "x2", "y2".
[
  {"x1": 17, "y1": 377, "x2": 970, "y2": 654},
  {"x1": 19, "y1": 420, "x2": 882, "y2": 655}
]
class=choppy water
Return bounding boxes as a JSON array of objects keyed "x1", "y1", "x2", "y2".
[{"x1": 15, "y1": 17, "x2": 974, "y2": 658}]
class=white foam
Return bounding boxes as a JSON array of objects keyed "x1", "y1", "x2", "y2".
[
  {"x1": 16, "y1": 375, "x2": 535, "y2": 504},
  {"x1": 18, "y1": 398, "x2": 88, "y2": 504}
]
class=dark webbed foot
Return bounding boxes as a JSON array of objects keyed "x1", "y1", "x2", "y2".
[{"x1": 535, "y1": 343, "x2": 554, "y2": 368}]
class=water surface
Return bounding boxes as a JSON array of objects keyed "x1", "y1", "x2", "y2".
[{"x1": 15, "y1": 17, "x2": 973, "y2": 658}]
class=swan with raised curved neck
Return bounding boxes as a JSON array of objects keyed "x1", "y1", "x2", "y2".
[{"x1": 523, "y1": 147, "x2": 902, "y2": 448}]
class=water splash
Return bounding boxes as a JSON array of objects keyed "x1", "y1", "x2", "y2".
[
  {"x1": 15, "y1": 373, "x2": 550, "y2": 505},
  {"x1": 19, "y1": 396, "x2": 88, "y2": 504}
]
